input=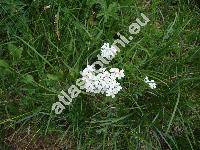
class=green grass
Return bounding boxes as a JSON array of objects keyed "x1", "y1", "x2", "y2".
[{"x1": 0, "y1": 0, "x2": 200, "y2": 149}]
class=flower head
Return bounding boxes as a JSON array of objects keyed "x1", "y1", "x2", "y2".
[
  {"x1": 80, "y1": 65, "x2": 125, "y2": 98},
  {"x1": 144, "y1": 76, "x2": 157, "y2": 89},
  {"x1": 100, "y1": 43, "x2": 118, "y2": 60}
]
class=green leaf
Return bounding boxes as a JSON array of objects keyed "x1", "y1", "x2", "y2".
[
  {"x1": 0, "y1": 59, "x2": 9, "y2": 69},
  {"x1": 21, "y1": 74, "x2": 34, "y2": 84},
  {"x1": 8, "y1": 43, "x2": 23, "y2": 59},
  {"x1": 47, "y1": 74, "x2": 60, "y2": 81}
]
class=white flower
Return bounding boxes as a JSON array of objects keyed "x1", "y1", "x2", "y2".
[
  {"x1": 144, "y1": 76, "x2": 157, "y2": 89},
  {"x1": 110, "y1": 68, "x2": 125, "y2": 79},
  {"x1": 44, "y1": 5, "x2": 51, "y2": 10},
  {"x1": 101, "y1": 43, "x2": 117, "y2": 59},
  {"x1": 80, "y1": 65, "x2": 125, "y2": 98},
  {"x1": 80, "y1": 65, "x2": 95, "y2": 75}
]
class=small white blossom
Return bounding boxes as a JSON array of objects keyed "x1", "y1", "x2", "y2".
[
  {"x1": 44, "y1": 5, "x2": 51, "y2": 10},
  {"x1": 110, "y1": 68, "x2": 125, "y2": 79},
  {"x1": 100, "y1": 43, "x2": 118, "y2": 59},
  {"x1": 80, "y1": 65, "x2": 125, "y2": 98},
  {"x1": 144, "y1": 76, "x2": 157, "y2": 89}
]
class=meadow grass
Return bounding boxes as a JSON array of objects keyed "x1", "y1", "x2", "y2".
[{"x1": 0, "y1": 0, "x2": 200, "y2": 149}]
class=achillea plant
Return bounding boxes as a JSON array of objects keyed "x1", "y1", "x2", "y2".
[{"x1": 80, "y1": 66, "x2": 125, "y2": 98}]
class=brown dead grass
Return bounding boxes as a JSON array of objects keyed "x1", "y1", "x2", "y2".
[{"x1": 4, "y1": 129, "x2": 75, "y2": 150}]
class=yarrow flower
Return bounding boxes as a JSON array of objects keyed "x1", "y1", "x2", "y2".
[
  {"x1": 144, "y1": 76, "x2": 157, "y2": 89},
  {"x1": 80, "y1": 65, "x2": 125, "y2": 98},
  {"x1": 100, "y1": 43, "x2": 118, "y2": 60}
]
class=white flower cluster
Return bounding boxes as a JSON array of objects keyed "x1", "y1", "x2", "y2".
[
  {"x1": 144, "y1": 76, "x2": 157, "y2": 89},
  {"x1": 80, "y1": 65, "x2": 125, "y2": 98},
  {"x1": 100, "y1": 43, "x2": 118, "y2": 59}
]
